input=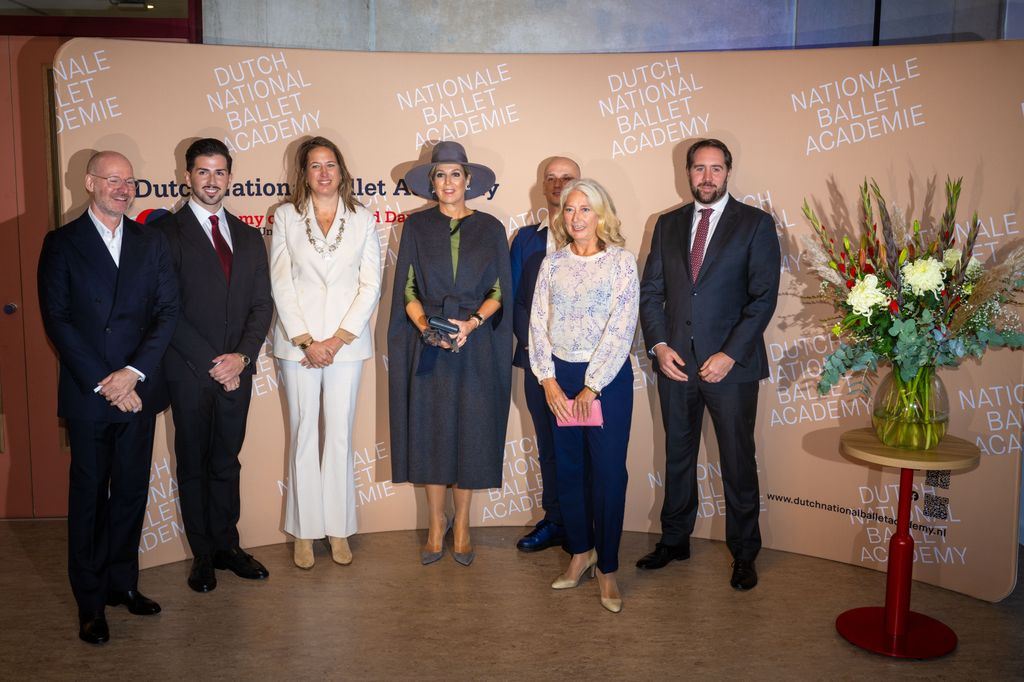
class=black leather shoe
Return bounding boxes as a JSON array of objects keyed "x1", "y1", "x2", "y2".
[
  {"x1": 214, "y1": 547, "x2": 269, "y2": 580},
  {"x1": 188, "y1": 554, "x2": 217, "y2": 593},
  {"x1": 106, "y1": 589, "x2": 161, "y2": 615},
  {"x1": 730, "y1": 559, "x2": 758, "y2": 590},
  {"x1": 636, "y1": 542, "x2": 690, "y2": 569},
  {"x1": 516, "y1": 520, "x2": 566, "y2": 552},
  {"x1": 78, "y1": 612, "x2": 109, "y2": 644}
]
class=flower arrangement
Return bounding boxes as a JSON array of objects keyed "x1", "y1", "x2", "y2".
[{"x1": 802, "y1": 178, "x2": 1024, "y2": 449}]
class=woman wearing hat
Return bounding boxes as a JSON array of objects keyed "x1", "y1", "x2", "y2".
[
  {"x1": 271, "y1": 136, "x2": 382, "y2": 569},
  {"x1": 387, "y1": 141, "x2": 513, "y2": 566}
]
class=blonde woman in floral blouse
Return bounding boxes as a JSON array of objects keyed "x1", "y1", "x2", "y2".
[{"x1": 529, "y1": 178, "x2": 639, "y2": 613}]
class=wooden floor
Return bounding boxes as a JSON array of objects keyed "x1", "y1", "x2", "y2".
[{"x1": 0, "y1": 519, "x2": 1021, "y2": 680}]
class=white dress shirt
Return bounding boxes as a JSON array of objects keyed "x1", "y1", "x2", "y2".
[
  {"x1": 540, "y1": 217, "x2": 556, "y2": 256},
  {"x1": 87, "y1": 207, "x2": 123, "y2": 267}
]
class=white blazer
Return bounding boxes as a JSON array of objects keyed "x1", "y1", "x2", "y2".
[{"x1": 270, "y1": 197, "x2": 382, "y2": 362}]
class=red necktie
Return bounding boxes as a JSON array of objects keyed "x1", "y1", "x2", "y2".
[
  {"x1": 209, "y1": 215, "x2": 232, "y2": 282},
  {"x1": 690, "y1": 208, "x2": 713, "y2": 282}
]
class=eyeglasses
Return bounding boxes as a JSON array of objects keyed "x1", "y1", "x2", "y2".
[{"x1": 89, "y1": 173, "x2": 137, "y2": 190}]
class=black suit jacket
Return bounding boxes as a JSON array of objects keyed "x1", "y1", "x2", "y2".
[
  {"x1": 154, "y1": 206, "x2": 273, "y2": 383},
  {"x1": 639, "y1": 195, "x2": 780, "y2": 383},
  {"x1": 38, "y1": 211, "x2": 179, "y2": 421}
]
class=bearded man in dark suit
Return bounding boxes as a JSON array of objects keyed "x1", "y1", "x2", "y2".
[
  {"x1": 153, "y1": 138, "x2": 273, "y2": 593},
  {"x1": 636, "y1": 139, "x2": 780, "y2": 590}
]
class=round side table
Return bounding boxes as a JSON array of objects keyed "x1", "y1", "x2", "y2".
[{"x1": 836, "y1": 427, "x2": 980, "y2": 659}]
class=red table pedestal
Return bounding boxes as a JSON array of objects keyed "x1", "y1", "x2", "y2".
[
  {"x1": 836, "y1": 606, "x2": 957, "y2": 658},
  {"x1": 835, "y1": 431, "x2": 978, "y2": 659}
]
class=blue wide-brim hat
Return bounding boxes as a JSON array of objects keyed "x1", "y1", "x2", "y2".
[{"x1": 404, "y1": 140, "x2": 496, "y2": 201}]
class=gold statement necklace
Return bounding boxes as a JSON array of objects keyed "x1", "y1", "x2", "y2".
[{"x1": 304, "y1": 215, "x2": 346, "y2": 260}]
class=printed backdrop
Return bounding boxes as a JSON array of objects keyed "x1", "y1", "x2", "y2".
[{"x1": 52, "y1": 38, "x2": 1022, "y2": 601}]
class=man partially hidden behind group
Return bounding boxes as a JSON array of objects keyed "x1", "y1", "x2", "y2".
[
  {"x1": 154, "y1": 138, "x2": 274, "y2": 592},
  {"x1": 38, "y1": 150, "x2": 179, "y2": 643},
  {"x1": 637, "y1": 138, "x2": 780, "y2": 590},
  {"x1": 509, "y1": 156, "x2": 580, "y2": 552}
]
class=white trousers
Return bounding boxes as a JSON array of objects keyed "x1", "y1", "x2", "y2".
[{"x1": 281, "y1": 358, "x2": 362, "y2": 539}]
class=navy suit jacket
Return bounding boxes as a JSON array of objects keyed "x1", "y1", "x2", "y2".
[
  {"x1": 154, "y1": 207, "x2": 272, "y2": 383},
  {"x1": 639, "y1": 196, "x2": 780, "y2": 383},
  {"x1": 38, "y1": 211, "x2": 179, "y2": 421},
  {"x1": 509, "y1": 223, "x2": 549, "y2": 369}
]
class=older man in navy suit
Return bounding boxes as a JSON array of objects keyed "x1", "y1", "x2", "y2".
[
  {"x1": 38, "y1": 151, "x2": 178, "y2": 644},
  {"x1": 509, "y1": 156, "x2": 579, "y2": 552},
  {"x1": 637, "y1": 139, "x2": 780, "y2": 590}
]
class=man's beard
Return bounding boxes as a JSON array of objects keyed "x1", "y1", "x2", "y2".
[{"x1": 690, "y1": 181, "x2": 727, "y2": 204}]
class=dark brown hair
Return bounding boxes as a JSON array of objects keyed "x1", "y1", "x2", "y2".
[
  {"x1": 686, "y1": 138, "x2": 733, "y2": 171},
  {"x1": 289, "y1": 136, "x2": 359, "y2": 214}
]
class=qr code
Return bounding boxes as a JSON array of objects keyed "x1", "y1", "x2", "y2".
[
  {"x1": 925, "y1": 469, "x2": 951, "y2": 489},
  {"x1": 923, "y1": 492, "x2": 949, "y2": 520}
]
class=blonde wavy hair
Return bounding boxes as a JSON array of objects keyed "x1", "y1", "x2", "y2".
[{"x1": 550, "y1": 178, "x2": 625, "y2": 249}]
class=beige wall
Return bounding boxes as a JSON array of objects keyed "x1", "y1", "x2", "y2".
[{"x1": 53, "y1": 38, "x2": 1022, "y2": 601}]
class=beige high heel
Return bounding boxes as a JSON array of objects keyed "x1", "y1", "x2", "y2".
[
  {"x1": 596, "y1": 568, "x2": 622, "y2": 613},
  {"x1": 293, "y1": 538, "x2": 314, "y2": 569},
  {"x1": 551, "y1": 549, "x2": 598, "y2": 589},
  {"x1": 328, "y1": 536, "x2": 352, "y2": 565}
]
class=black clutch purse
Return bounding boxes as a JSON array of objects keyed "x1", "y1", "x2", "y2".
[{"x1": 428, "y1": 316, "x2": 459, "y2": 335}]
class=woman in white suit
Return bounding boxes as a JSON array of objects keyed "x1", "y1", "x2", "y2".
[{"x1": 271, "y1": 136, "x2": 382, "y2": 569}]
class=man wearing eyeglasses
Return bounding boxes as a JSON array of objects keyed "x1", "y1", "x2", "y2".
[{"x1": 38, "y1": 150, "x2": 178, "y2": 644}]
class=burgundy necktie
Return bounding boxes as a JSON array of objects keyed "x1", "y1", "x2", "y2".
[
  {"x1": 689, "y1": 208, "x2": 713, "y2": 282},
  {"x1": 209, "y1": 215, "x2": 232, "y2": 282}
]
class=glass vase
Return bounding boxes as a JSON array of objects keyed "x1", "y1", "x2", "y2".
[{"x1": 871, "y1": 366, "x2": 949, "y2": 450}]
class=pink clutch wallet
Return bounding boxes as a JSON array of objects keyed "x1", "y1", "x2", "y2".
[{"x1": 555, "y1": 399, "x2": 604, "y2": 427}]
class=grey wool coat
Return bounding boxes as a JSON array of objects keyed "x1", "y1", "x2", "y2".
[{"x1": 387, "y1": 205, "x2": 513, "y2": 489}]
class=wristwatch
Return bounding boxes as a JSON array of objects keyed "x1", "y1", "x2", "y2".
[
  {"x1": 298, "y1": 340, "x2": 312, "y2": 350},
  {"x1": 237, "y1": 353, "x2": 251, "y2": 366}
]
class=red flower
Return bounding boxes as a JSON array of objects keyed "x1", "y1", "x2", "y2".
[
  {"x1": 889, "y1": 300, "x2": 899, "y2": 314},
  {"x1": 864, "y1": 264, "x2": 875, "y2": 274},
  {"x1": 837, "y1": 262, "x2": 846, "y2": 274},
  {"x1": 846, "y1": 279, "x2": 855, "y2": 289}
]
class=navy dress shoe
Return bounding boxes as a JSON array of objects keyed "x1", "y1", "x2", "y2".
[
  {"x1": 188, "y1": 554, "x2": 217, "y2": 593},
  {"x1": 106, "y1": 590, "x2": 161, "y2": 615},
  {"x1": 635, "y1": 542, "x2": 690, "y2": 569},
  {"x1": 214, "y1": 547, "x2": 269, "y2": 580},
  {"x1": 516, "y1": 520, "x2": 566, "y2": 552},
  {"x1": 78, "y1": 612, "x2": 109, "y2": 644},
  {"x1": 730, "y1": 559, "x2": 758, "y2": 590}
]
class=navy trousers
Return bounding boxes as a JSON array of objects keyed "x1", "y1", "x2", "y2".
[
  {"x1": 523, "y1": 372, "x2": 560, "y2": 525},
  {"x1": 66, "y1": 417, "x2": 155, "y2": 614},
  {"x1": 551, "y1": 356, "x2": 632, "y2": 573}
]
